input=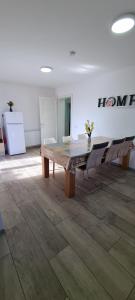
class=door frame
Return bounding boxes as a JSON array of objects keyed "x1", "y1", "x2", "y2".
[{"x1": 57, "y1": 94, "x2": 73, "y2": 139}]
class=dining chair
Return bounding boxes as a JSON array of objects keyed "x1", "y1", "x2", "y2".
[
  {"x1": 44, "y1": 137, "x2": 57, "y2": 175},
  {"x1": 119, "y1": 136, "x2": 135, "y2": 157},
  {"x1": 62, "y1": 136, "x2": 72, "y2": 143},
  {"x1": 78, "y1": 134, "x2": 87, "y2": 140},
  {"x1": 105, "y1": 138, "x2": 125, "y2": 163},
  {"x1": 78, "y1": 141, "x2": 109, "y2": 176}
]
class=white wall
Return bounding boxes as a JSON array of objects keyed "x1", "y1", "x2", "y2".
[
  {"x1": 0, "y1": 82, "x2": 55, "y2": 146},
  {"x1": 0, "y1": 66, "x2": 135, "y2": 148},
  {"x1": 56, "y1": 66, "x2": 135, "y2": 140}
]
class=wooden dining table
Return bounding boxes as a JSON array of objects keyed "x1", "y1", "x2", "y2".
[{"x1": 41, "y1": 136, "x2": 130, "y2": 198}]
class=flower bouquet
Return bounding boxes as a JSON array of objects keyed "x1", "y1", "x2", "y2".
[
  {"x1": 85, "y1": 120, "x2": 94, "y2": 140},
  {"x1": 7, "y1": 101, "x2": 14, "y2": 112}
]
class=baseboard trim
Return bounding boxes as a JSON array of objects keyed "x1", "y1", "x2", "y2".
[{"x1": 26, "y1": 145, "x2": 41, "y2": 149}]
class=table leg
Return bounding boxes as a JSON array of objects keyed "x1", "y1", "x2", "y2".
[
  {"x1": 121, "y1": 151, "x2": 130, "y2": 170},
  {"x1": 42, "y1": 157, "x2": 49, "y2": 178},
  {"x1": 65, "y1": 170, "x2": 75, "y2": 198}
]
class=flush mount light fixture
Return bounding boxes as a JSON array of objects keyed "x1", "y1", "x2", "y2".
[
  {"x1": 40, "y1": 66, "x2": 53, "y2": 73},
  {"x1": 111, "y1": 14, "x2": 135, "y2": 34}
]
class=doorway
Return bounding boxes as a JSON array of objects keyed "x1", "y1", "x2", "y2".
[{"x1": 57, "y1": 97, "x2": 71, "y2": 143}]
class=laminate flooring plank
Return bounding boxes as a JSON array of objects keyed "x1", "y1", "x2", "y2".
[
  {"x1": 37, "y1": 176, "x2": 67, "y2": 204},
  {"x1": 6, "y1": 220, "x2": 43, "y2": 259},
  {"x1": 105, "y1": 211, "x2": 135, "y2": 240},
  {"x1": 60, "y1": 199, "x2": 87, "y2": 219},
  {"x1": 0, "y1": 234, "x2": 10, "y2": 259},
  {"x1": 49, "y1": 176, "x2": 88, "y2": 218},
  {"x1": 128, "y1": 287, "x2": 135, "y2": 300},
  {"x1": 14, "y1": 251, "x2": 66, "y2": 300},
  {"x1": 110, "y1": 238, "x2": 135, "y2": 278},
  {"x1": 73, "y1": 209, "x2": 120, "y2": 251},
  {"x1": 108, "y1": 181, "x2": 135, "y2": 200},
  {"x1": 87, "y1": 186, "x2": 135, "y2": 229},
  {"x1": 19, "y1": 201, "x2": 67, "y2": 259},
  {"x1": 0, "y1": 254, "x2": 25, "y2": 300},
  {"x1": 30, "y1": 188, "x2": 69, "y2": 225},
  {"x1": 102, "y1": 186, "x2": 135, "y2": 206},
  {"x1": 8, "y1": 180, "x2": 38, "y2": 205},
  {"x1": 90, "y1": 189, "x2": 135, "y2": 226},
  {"x1": 90, "y1": 223, "x2": 120, "y2": 251},
  {"x1": 78, "y1": 190, "x2": 110, "y2": 219},
  {"x1": 73, "y1": 208, "x2": 99, "y2": 230},
  {"x1": 51, "y1": 245, "x2": 112, "y2": 300},
  {"x1": 6, "y1": 221, "x2": 67, "y2": 300},
  {"x1": 99, "y1": 220, "x2": 135, "y2": 249},
  {"x1": 0, "y1": 190, "x2": 23, "y2": 230},
  {"x1": 57, "y1": 218, "x2": 134, "y2": 300}
]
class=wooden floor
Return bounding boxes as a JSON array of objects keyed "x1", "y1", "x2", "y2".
[{"x1": 0, "y1": 148, "x2": 135, "y2": 300}]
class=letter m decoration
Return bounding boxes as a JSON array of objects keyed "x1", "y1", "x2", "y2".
[{"x1": 117, "y1": 95, "x2": 127, "y2": 106}]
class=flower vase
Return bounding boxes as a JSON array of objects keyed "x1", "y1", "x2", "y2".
[
  {"x1": 88, "y1": 134, "x2": 91, "y2": 147},
  {"x1": 9, "y1": 106, "x2": 13, "y2": 112},
  {"x1": 88, "y1": 133, "x2": 91, "y2": 144}
]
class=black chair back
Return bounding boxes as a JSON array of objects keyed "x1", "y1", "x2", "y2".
[{"x1": 86, "y1": 142, "x2": 109, "y2": 170}]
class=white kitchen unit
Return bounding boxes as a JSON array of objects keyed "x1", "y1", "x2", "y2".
[{"x1": 3, "y1": 112, "x2": 26, "y2": 155}]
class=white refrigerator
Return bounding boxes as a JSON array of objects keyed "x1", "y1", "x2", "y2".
[{"x1": 4, "y1": 112, "x2": 26, "y2": 155}]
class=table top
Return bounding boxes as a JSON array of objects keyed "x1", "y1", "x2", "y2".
[
  {"x1": 41, "y1": 136, "x2": 113, "y2": 171},
  {"x1": 42, "y1": 136, "x2": 112, "y2": 157},
  {"x1": 41, "y1": 136, "x2": 112, "y2": 158}
]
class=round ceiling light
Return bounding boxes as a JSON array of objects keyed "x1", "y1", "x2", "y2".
[
  {"x1": 111, "y1": 15, "x2": 135, "y2": 34},
  {"x1": 40, "y1": 66, "x2": 53, "y2": 73}
]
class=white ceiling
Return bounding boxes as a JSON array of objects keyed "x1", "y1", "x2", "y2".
[{"x1": 0, "y1": 0, "x2": 135, "y2": 88}]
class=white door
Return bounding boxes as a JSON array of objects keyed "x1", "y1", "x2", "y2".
[{"x1": 39, "y1": 97, "x2": 57, "y2": 144}]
